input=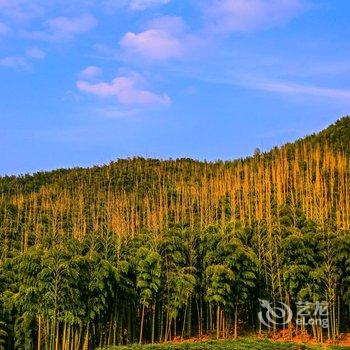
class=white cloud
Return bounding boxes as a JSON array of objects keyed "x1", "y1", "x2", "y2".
[
  {"x1": 103, "y1": 0, "x2": 170, "y2": 11},
  {"x1": 120, "y1": 16, "x2": 200, "y2": 61},
  {"x1": 245, "y1": 79, "x2": 350, "y2": 100},
  {"x1": 94, "y1": 106, "x2": 139, "y2": 119},
  {"x1": 26, "y1": 47, "x2": 46, "y2": 59},
  {"x1": 129, "y1": 0, "x2": 170, "y2": 11},
  {"x1": 204, "y1": 0, "x2": 304, "y2": 33},
  {"x1": 120, "y1": 30, "x2": 183, "y2": 60},
  {"x1": 79, "y1": 66, "x2": 103, "y2": 79},
  {"x1": 0, "y1": 0, "x2": 44, "y2": 21},
  {"x1": 92, "y1": 43, "x2": 119, "y2": 59},
  {"x1": 0, "y1": 56, "x2": 29, "y2": 70},
  {"x1": 0, "y1": 1, "x2": 97, "y2": 21},
  {"x1": 149, "y1": 15, "x2": 187, "y2": 34},
  {"x1": 23, "y1": 13, "x2": 97, "y2": 42},
  {"x1": 77, "y1": 72, "x2": 171, "y2": 106},
  {"x1": 0, "y1": 22, "x2": 10, "y2": 35}
]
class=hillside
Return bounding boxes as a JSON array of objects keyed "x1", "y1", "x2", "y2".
[
  {"x1": 1, "y1": 116, "x2": 350, "y2": 192},
  {"x1": 1, "y1": 117, "x2": 350, "y2": 247},
  {"x1": 0, "y1": 117, "x2": 350, "y2": 349},
  {"x1": 301, "y1": 116, "x2": 350, "y2": 152}
]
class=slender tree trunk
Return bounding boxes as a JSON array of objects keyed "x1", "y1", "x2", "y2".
[
  {"x1": 181, "y1": 304, "x2": 187, "y2": 339},
  {"x1": 159, "y1": 304, "x2": 164, "y2": 342},
  {"x1": 234, "y1": 305, "x2": 238, "y2": 339},
  {"x1": 48, "y1": 319, "x2": 52, "y2": 350},
  {"x1": 108, "y1": 314, "x2": 113, "y2": 346},
  {"x1": 200, "y1": 297, "x2": 203, "y2": 336},
  {"x1": 62, "y1": 321, "x2": 67, "y2": 350},
  {"x1": 139, "y1": 304, "x2": 146, "y2": 345},
  {"x1": 66, "y1": 325, "x2": 71, "y2": 350},
  {"x1": 37, "y1": 315, "x2": 41, "y2": 350},
  {"x1": 55, "y1": 321, "x2": 59, "y2": 350},
  {"x1": 216, "y1": 305, "x2": 220, "y2": 339},
  {"x1": 151, "y1": 304, "x2": 156, "y2": 344},
  {"x1": 83, "y1": 327, "x2": 89, "y2": 350},
  {"x1": 187, "y1": 298, "x2": 192, "y2": 338},
  {"x1": 209, "y1": 304, "x2": 212, "y2": 334},
  {"x1": 164, "y1": 311, "x2": 168, "y2": 341}
]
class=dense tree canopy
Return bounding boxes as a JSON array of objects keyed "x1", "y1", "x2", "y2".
[{"x1": 0, "y1": 117, "x2": 350, "y2": 349}]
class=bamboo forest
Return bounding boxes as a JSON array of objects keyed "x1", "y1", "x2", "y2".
[{"x1": 0, "y1": 117, "x2": 350, "y2": 350}]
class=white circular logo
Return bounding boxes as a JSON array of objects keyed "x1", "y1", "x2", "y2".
[{"x1": 258, "y1": 299, "x2": 293, "y2": 328}]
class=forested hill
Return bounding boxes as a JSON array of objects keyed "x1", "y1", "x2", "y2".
[
  {"x1": 1, "y1": 117, "x2": 350, "y2": 350},
  {"x1": 1, "y1": 116, "x2": 349, "y2": 191},
  {"x1": 299, "y1": 116, "x2": 350, "y2": 152},
  {"x1": 0, "y1": 116, "x2": 350, "y2": 248}
]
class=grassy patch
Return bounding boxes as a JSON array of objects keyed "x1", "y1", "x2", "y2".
[{"x1": 101, "y1": 338, "x2": 350, "y2": 350}]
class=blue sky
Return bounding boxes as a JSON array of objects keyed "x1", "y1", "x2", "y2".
[{"x1": 0, "y1": 0, "x2": 350, "y2": 175}]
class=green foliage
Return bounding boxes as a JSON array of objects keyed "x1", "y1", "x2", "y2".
[
  {"x1": 302, "y1": 116, "x2": 350, "y2": 153},
  {"x1": 0, "y1": 321, "x2": 7, "y2": 350},
  {"x1": 0, "y1": 118, "x2": 349, "y2": 348},
  {"x1": 205, "y1": 264, "x2": 234, "y2": 307},
  {"x1": 101, "y1": 338, "x2": 350, "y2": 350},
  {"x1": 135, "y1": 248, "x2": 162, "y2": 307}
]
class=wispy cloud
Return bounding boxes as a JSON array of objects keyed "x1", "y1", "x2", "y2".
[
  {"x1": 103, "y1": 0, "x2": 171, "y2": 12},
  {"x1": 0, "y1": 0, "x2": 44, "y2": 22},
  {"x1": 0, "y1": 55, "x2": 30, "y2": 70},
  {"x1": 0, "y1": 22, "x2": 10, "y2": 35},
  {"x1": 77, "y1": 72, "x2": 171, "y2": 106},
  {"x1": 175, "y1": 58, "x2": 350, "y2": 103},
  {"x1": 129, "y1": 0, "x2": 171, "y2": 11},
  {"x1": 0, "y1": 1, "x2": 98, "y2": 22},
  {"x1": 203, "y1": 0, "x2": 304, "y2": 33},
  {"x1": 120, "y1": 29, "x2": 183, "y2": 61},
  {"x1": 245, "y1": 79, "x2": 350, "y2": 100},
  {"x1": 93, "y1": 106, "x2": 139, "y2": 119},
  {"x1": 91, "y1": 43, "x2": 119, "y2": 60},
  {"x1": 26, "y1": 47, "x2": 46, "y2": 59},
  {"x1": 22, "y1": 14, "x2": 97, "y2": 42},
  {"x1": 120, "y1": 16, "x2": 201, "y2": 61},
  {"x1": 79, "y1": 66, "x2": 103, "y2": 79}
]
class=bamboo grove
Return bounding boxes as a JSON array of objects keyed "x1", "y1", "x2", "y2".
[{"x1": 0, "y1": 117, "x2": 349, "y2": 349}]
